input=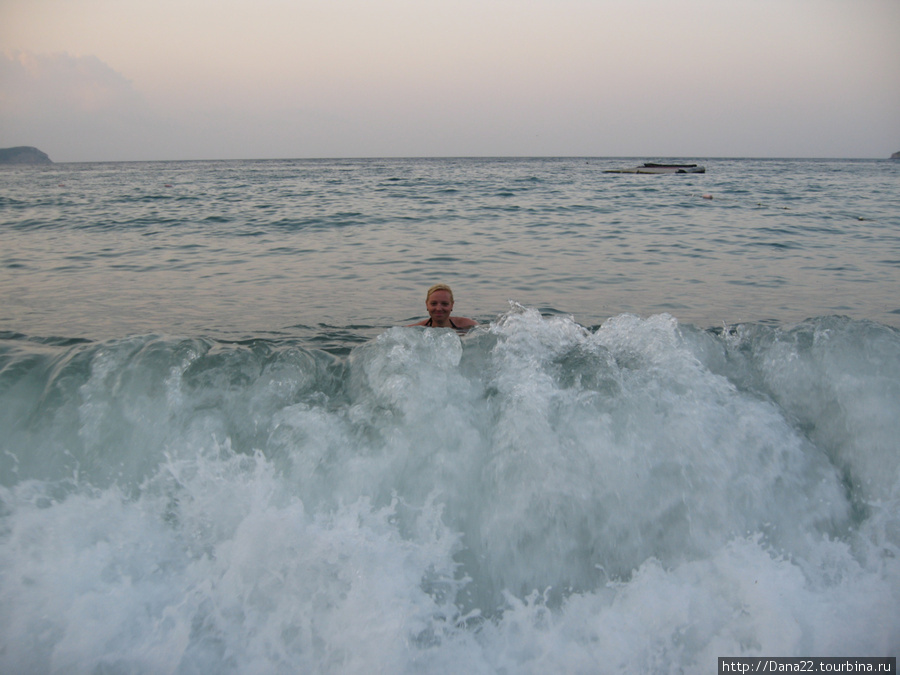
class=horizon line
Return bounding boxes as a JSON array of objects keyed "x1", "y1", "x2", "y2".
[{"x1": 7, "y1": 153, "x2": 898, "y2": 165}]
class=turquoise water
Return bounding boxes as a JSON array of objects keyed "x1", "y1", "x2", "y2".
[{"x1": 1, "y1": 158, "x2": 899, "y2": 673}]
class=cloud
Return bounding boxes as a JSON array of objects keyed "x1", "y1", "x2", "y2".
[
  {"x1": 0, "y1": 49, "x2": 362, "y2": 161},
  {"x1": 0, "y1": 50, "x2": 165, "y2": 161},
  {"x1": 1, "y1": 50, "x2": 140, "y2": 112}
]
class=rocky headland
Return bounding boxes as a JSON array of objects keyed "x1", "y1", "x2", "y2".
[{"x1": 0, "y1": 146, "x2": 53, "y2": 164}]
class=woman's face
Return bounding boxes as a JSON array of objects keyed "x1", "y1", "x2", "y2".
[{"x1": 426, "y1": 290, "x2": 454, "y2": 325}]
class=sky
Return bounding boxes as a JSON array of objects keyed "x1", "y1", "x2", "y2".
[{"x1": 1, "y1": 0, "x2": 898, "y2": 162}]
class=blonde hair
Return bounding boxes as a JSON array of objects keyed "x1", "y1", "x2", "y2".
[{"x1": 426, "y1": 283, "x2": 454, "y2": 303}]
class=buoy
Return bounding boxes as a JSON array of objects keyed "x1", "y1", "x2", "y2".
[{"x1": 701, "y1": 194, "x2": 713, "y2": 200}]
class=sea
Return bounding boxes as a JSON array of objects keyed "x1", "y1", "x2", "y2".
[{"x1": 1, "y1": 157, "x2": 899, "y2": 673}]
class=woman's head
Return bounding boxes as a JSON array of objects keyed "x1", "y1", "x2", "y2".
[
  {"x1": 425, "y1": 284, "x2": 455, "y2": 326},
  {"x1": 426, "y1": 283, "x2": 454, "y2": 303}
]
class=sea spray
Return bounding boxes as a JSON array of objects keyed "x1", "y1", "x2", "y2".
[{"x1": 1, "y1": 309, "x2": 898, "y2": 673}]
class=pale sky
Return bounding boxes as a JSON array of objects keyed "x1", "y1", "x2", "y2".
[{"x1": 1, "y1": 0, "x2": 898, "y2": 162}]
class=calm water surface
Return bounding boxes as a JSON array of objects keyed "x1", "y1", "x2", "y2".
[{"x1": 2, "y1": 157, "x2": 898, "y2": 340}]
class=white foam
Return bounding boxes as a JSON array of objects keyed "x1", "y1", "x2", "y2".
[{"x1": 2, "y1": 311, "x2": 898, "y2": 672}]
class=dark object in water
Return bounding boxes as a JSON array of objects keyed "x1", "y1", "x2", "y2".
[{"x1": 604, "y1": 162, "x2": 705, "y2": 174}]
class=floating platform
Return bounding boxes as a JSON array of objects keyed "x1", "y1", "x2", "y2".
[{"x1": 604, "y1": 163, "x2": 705, "y2": 174}]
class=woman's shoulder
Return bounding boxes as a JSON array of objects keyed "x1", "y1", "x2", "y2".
[{"x1": 451, "y1": 316, "x2": 478, "y2": 328}]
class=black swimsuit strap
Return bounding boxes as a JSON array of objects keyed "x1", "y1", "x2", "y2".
[{"x1": 424, "y1": 318, "x2": 458, "y2": 328}]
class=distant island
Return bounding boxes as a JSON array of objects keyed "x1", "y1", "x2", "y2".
[
  {"x1": 892, "y1": 151, "x2": 900, "y2": 160},
  {"x1": 0, "y1": 146, "x2": 53, "y2": 164}
]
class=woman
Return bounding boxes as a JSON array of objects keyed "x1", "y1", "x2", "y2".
[{"x1": 408, "y1": 284, "x2": 477, "y2": 330}]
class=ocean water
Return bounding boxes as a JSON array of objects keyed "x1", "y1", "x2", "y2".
[{"x1": 1, "y1": 158, "x2": 899, "y2": 673}]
